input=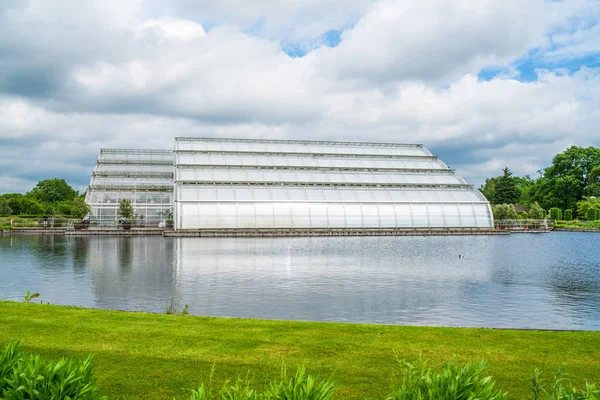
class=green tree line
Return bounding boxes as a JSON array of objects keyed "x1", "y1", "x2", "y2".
[
  {"x1": 479, "y1": 146, "x2": 600, "y2": 220},
  {"x1": 0, "y1": 178, "x2": 90, "y2": 218}
]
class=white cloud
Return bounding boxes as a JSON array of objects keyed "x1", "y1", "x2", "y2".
[
  {"x1": 161, "y1": 0, "x2": 376, "y2": 40},
  {"x1": 0, "y1": 0, "x2": 599, "y2": 193},
  {"x1": 543, "y1": 0, "x2": 600, "y2": 61},
  {"x1": 138, "y1": 17, "x2": 206, "y2": 40},
  {"x1": 316, "y1": 0, "x2": 546, "y2": 83}
]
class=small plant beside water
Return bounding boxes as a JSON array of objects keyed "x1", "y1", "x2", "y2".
[
  {"x1": 0, "y1": 341, "x2": 107, "y2": 400},
  {"x1": 165, "y1": 299, "x2": 175, "y2": 314},
  {"x1": 530, "y1": 365, "x2": 599, "y2": 400},
  {"x1": 24, "y1": 290, "x2": 39, "y2": 303},
  {"x1": 165, "y1": 300, "x2": 190, "y2": 316}
]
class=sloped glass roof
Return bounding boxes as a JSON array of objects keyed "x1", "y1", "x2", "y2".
[
  {"x1": 174, "y1": 152, "x2": 448, "y2": 170},
  {"x1": 176, "y1": 167, "x2": 465, "y2": 185}
]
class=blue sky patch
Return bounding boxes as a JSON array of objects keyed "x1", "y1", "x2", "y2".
[{"x1": 283, "y1": 29, "x2": 343, "y2": 58}]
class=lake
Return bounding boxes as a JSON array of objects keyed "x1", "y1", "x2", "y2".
[{"x1": 1, "y1": 232, "x2": 599, "y2": 330}]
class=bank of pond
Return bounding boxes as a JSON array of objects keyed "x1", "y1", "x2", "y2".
[{"x1": 1, "y1": 302, "x2": 599, "y2": 399}]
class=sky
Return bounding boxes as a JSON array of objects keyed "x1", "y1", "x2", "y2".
[{"x1": 1, "y1": 0, "x2": 600, "y2": 194}]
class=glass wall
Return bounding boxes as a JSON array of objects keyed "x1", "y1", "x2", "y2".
[
  {"x1": 86, "y1": 149, "x2": 174, "y2": 226},
  {"x1": 84, "y1": 139, "x2": 493, "y2": 230},
  {"x1": 176, "y1": 201, "x2": 492, "y2": 229},
  {"x1": 173, "y1": 138, "x2": 493, "y2": 230}
]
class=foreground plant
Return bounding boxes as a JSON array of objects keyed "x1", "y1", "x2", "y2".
[
  {"x1": 184, "y1": 366, "x2": 335, "y2": 400},
  {"x1": 387, "y1": 358, "x2": 507, "y2": 400},
  {"x1": 530, "y1": 365, "x2": 599, "y2": 400},
  {"x1": 0, "y1": 341, "x2": 106, "y2": 400}
]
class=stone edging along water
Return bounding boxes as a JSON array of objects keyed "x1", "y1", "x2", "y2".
[
  {"x1": 16, "y1": 227, "x2": 600, "y2": 236},
  {"x1": 9, "y1": 227, "x2": 600, "y2": 236},
  {"x1": 553, "y1": 227, "x2": 600, "y2": 232},
  {"x1": 5, "y1": 227, "x2": 515, "y2": 236}
]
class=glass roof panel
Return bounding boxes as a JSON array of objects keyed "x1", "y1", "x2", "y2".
[{"x1": 174, "y1": 138, "x2": 429, "y2": 157}]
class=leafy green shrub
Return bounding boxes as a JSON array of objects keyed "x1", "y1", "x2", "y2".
[
  {"x1": 563, "y1": 209, "x2": 573, "y2": 221},
  {"x1": 528, "y1": 202, "x2": 545, "y2": 219},
  {"x1": 185, "y1": 366, "x2": 335, "y2": 400},
  {"x1": 72, "y1": 197, "x2": 91, "y2": 219},
  {"x1": 0, "y1": 341, "x2": 106, "y2": 400},
  {"x1": 587, "y1": 208, "x2": 599, "y2": 221},
  {"x1": 266, "y1": 366, "x2": 335, "y2": 400},
  {"x1": 517, "y1": 211, "x2": 529, "y2": 219},
  {"x1": 492, "y1": 204, "x2": 518, "y2": 220},
  {"x1": 387, "y1": 359, "x2": 506, "y2": 400},
  {"x1": 530, "y1": 365, "x2": 599, "y2": 399},
  {"x1": 549, "y1": 208, "x2": 562, "y2": 221}
]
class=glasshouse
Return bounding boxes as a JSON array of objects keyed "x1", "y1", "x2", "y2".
[
  {"x1": 86, "y1": 138, "x2": 493, "y2": 230},
  {"x1": 86, "y1": 149, "x2": 174, "y2": 226}
]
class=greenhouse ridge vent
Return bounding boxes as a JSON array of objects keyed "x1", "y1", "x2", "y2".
[{"x1": 85, "y1": 137, "x2": 494, "y2": 231}]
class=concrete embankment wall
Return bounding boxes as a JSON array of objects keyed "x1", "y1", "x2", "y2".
[
  {"x1": 553, "y1": 227, "x2": 600, "y2": 233},
  {"x1": 9, "y1": 227, "x2": 600, "y2": 236},
  {"x1": 4, "y1": 227, "x2": 560, "y2": 237},
  {"x1": 164, "y1": 228, "x2": 510, "y2": 237}
]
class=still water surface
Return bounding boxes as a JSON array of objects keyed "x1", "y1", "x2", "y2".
[{"x1": 1, "y1": 233, "x2": 599, "y2": 330}]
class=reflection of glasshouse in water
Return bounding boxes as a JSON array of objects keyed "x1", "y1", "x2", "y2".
[
  {"x1": 87, "y1": 138, "x2": 493, "y2": 229},
  {"x1": 86, "y1": 149, "x2": 173, "y2": 226}
]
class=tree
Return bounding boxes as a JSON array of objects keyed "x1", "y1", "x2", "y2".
[
  {"x1": 118, "y1": 199, "x2": 134, "y2": 221},
  {"x1": 589, "y1": 166, "x2": 600, "y2": 197},
  {"x1": 534, "y1": 146, "x2": 600, "y2": 210},
  {"x1": 576, "y1": 197, "x2": 600, "y2": 218},
  {"x1": 72, "y1": 196, "x2": 91, "y2": 219},
  {"x1": 528, "y1": 202, "x2": 544, "y2": 219},
  {"x1": 3, "y1": 195, "x2": 44, "y2": 215},
  {"x1": 0, "y1": 200, "x2": 12, "y2": 216},
  {"x1": 492, "y1": 167, "x2": 519, "y2": 205},
  {"x1": 27, "y1": 178, "x2": 78, "y2": 203},
  {"x1": 478, "y1": 177, "x2": 499, "y2": 203},
  {"x1": 513, "y1": 175, "x2": 535, "y2": 205}
]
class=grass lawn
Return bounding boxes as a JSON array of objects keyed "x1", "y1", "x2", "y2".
[
  {"x1": 554, "y1": 220, "x2": 600, "y2": 230},
  {"x1": 1, "y1": 301, "x2": 599, "y2": 399}
]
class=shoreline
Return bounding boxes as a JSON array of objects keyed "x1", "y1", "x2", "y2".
[
  {"x1": 1, "y1": 300, "x2": 597, "y2": 332},
  {"x1": 1, "y1": 226, "x2": 531, "y2": 236},
  {"x1": 6, "y1": 226, "x2": 600, "y2": 236}
]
